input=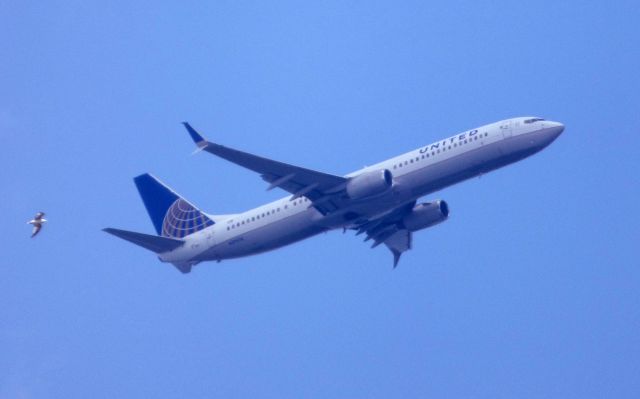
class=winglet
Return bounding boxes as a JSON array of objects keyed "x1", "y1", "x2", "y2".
[
  {"x1": 392, "y1": 249, "x2": 402, "y2": 269},
  {"x1": 182, "y1": 122, "x2": 208, "y2": 149}
]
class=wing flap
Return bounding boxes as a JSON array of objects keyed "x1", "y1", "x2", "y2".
[{"x1": 352, "y1": 201, "x2": 416, "y2": 268}]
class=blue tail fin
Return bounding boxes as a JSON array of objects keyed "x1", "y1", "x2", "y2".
[{"x1": 134, "y1": 174, "x2": 214, "y2": 238}]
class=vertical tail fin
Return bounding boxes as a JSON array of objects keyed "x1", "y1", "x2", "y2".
[{"x1": 134, "y1": 174, "x2": 214, "y2": 238}]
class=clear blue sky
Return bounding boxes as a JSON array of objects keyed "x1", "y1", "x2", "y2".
[{"x1": 2, "y1": 1, "x2": 639, "y2": 398}]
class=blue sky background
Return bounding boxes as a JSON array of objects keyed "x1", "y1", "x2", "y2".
[{"x1": 2, "y1": 1, "x2": 639, "y2": 398}]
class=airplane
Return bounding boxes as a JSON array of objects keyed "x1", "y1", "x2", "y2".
[{"x1": 104, "y1": 116, "x2": 564, "y2": 273}]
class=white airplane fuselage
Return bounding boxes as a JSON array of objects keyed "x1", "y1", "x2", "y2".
[{"x1": 158, "y1": 117, "x2": 564, "y2": 267}]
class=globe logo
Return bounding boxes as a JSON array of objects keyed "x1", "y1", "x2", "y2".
[{"x1": 162, "y1": 199, "x2": 214, "y2": 238}]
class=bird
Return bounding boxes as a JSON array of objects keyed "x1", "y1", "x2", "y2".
[{"x1": 27, "y1": 212, "x2": 47, "y2": 237}]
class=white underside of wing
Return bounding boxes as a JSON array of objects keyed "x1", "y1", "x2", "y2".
[{"x1": 384, "y1": 229, "x2": 412, "y2": 254}]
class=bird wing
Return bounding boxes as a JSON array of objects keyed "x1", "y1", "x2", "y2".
[{"x1": 31, "y1": 224, "x2": 42, "y2": 237}]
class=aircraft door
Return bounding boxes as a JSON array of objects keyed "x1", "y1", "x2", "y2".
[{"x1": 500, "y1": 120, "x2": 513, "y2": 139}]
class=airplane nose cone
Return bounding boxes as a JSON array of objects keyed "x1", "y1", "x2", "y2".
[
  {"x1": 548, "y1": 121, "x2": 565, "y2": 136},
  {"x1": 541, "y1": 121, "x2": 564, "y2": 145}
]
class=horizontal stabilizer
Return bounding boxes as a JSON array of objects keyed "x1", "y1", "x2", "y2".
[{"x1": 103, "y1": 228, "x2": 184, "y2": 253}]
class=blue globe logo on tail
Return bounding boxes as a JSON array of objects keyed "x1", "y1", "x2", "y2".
[
  {"x1": 134, "y1": 173, "x2": 215, "y2": 239},
  {"x1": 162, "y1": 199, "x2": 214, "y2": 238}
]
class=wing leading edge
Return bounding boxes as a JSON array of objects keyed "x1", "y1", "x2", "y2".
[{"x1": 183, "y1": 122, "x2": 348, "y2": 214}]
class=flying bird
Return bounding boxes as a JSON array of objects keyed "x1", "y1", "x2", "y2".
[{"x1": 27, "y1": 212, "x2": 47, "y2": 237}]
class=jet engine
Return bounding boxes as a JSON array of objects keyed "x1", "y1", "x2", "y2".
[
  {"x1": 346, "y1": 169, "x2": 393, "y2": 199},
  {"x1": 402, "y1": 200, "x2": 449, "y2": 231}
]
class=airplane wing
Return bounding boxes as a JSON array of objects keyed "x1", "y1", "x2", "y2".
[
  {"x1": 183, "y1": 123, "x2": 348, "y2": 214},
  {"x1": 352, "y1": 201, "x2": 416, "y2": 268},
  {"x1": 384, "y1": 230, "x2": 412, "y2": 268},
  {"x1": 183, "y1": 123, "x2": 417, "y2": 266}
]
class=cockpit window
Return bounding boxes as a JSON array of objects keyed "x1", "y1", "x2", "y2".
[{"x1": 524, "y1": 118, "x2": 545, "y2": 124}]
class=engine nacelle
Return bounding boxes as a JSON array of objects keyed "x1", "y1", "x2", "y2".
[
  {"x1": 402, "y1": 200, "x2": 450, "y2": 231},
  {"x1": 346, "y1": 169, "x2": 393, "y2": 199}
]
